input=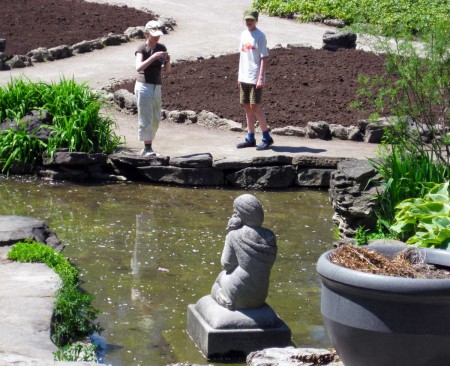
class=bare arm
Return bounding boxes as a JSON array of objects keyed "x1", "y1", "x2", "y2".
[{"x1": 256, "y1": 56, "x2": 268, "y2": 89}]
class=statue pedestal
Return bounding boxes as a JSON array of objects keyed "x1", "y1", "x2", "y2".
[{"x1": 187, "y1": 295, "x2": 291, "y2": 360}]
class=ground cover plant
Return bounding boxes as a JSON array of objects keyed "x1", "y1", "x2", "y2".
[
  {"x1": 0, "y1": 78, "x2": 121, "y2": 173},
  {"x1": 254, "y1": 0, "x2": 449, "y2": 37},
  {"x1": 7, "y1": 239, "x2": 101, "y2": 362},
  {"x1": 391, "y1": 182, "x2": 450, "y2": 248}
]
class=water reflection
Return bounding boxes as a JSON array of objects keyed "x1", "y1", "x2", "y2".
[{"x1": 0, "y1": 176, "x2": 334, "y2": 366}]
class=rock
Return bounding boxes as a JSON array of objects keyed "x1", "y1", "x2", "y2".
[
  {"x1": 364, "y1": 121, "x2": 388, "y2": 143},
  {"x1": 323, "y1": 19, "x2": 347, "y2": 28},
  {"x1": 124, "y1": 26, "x2": 145, "y2": 39},
  {"x1": 226, "y1": 166, "x2": 296, "y2": 189},
  {"x1": 48, "y1": 45, "x2": 72, "y2": 60},
  {"x1": 297, "y1": 168, "x2": 333, "y2": 187},
  {"x1": 271, "y1": 126, "x2": 307, "y2": 137},
  {"x1": 247, "y1": 347, "x2": 343, "y2": 366},
  {"x1": 0, "y1": 215, "x2": 63, "y2": 251},
  {"x1": 168, "y1": 110, "x2": 197, "y2": 124},
  {"x1": 43, "y1": 151, "x2": 108, "y2": 166},
  {"x1": 27, "y1": 47, "x2": 50, "y2": 62},
  {"x1": 252, "y1": 155, "x2": 293, "y2": 167},
  {"x1": 329, "y1": 160, "x2": 384, "y2": 237},
  {"x1": 101, "y1": 33, "x2": 129, "y2": 46},
  {"x1": 322, "y1": 30, "x2": 357, "y2": 51},
  {"x1": 72, "y1": 40, "x2": 94, "y2": 54},
  {"x1": 306, "y1": 121, "x2": 332, "y2": 140},
  {"x1": 5, "y1": 54, "x2": 29, "y2": 68},
  {"x1": 330, "y1": 124, "x2": 363, "y2": 141},
  {"x1": 113, "y1": 89, "x2": 137, "y2": 114},
  {"x1": 169, "y1": 153, "x2": 212, "y2": 168},
  {"x1": 212, "y1": 157, "x2": 253, "y2": 170},
  {"x1": 139, "y1": 166, "x2": 224, "y2": 186},
  {"x1": 293, "y1": 156, "x2": 349, "y2": 168},
  {"x1": 197, "y1": 110, "x2": 243, "y2": 131}
]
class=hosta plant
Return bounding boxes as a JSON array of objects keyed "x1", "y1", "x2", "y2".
[{"x1": 390, "y1": 182, "x2": 450, "y2": 249}]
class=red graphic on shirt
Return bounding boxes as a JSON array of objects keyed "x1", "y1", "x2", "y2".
[{"x1": 241, "y1": 43, "x2": 256, "y2": 52}]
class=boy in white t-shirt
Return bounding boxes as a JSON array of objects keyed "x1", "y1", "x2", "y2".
[{"x1": 237, "y1": 8, "x2": 274, "y2": 150}]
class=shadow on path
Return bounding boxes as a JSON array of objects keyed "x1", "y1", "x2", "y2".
[{"x1": 271, "y1": 146, "x2": 327, "y2": 154}]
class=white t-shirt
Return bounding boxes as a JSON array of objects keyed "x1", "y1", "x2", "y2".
[{"x1": 238, "y1": 28, "x2": 269, "y2": 84}]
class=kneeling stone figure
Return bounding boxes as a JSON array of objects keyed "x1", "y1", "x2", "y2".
[{"x1": 211, "y1": 194, "x2": 277, "y2": 310}]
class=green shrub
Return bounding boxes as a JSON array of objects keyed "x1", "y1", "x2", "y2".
[
  {"x1": 7, "y1": 240, "x2": 101, "y2": 348},
  {"x1": 390, "y1": 182, "x2": 450, "y2": 248},
  {"x1": 0, "y1": 78, "x2": 122, "y2": 173}
]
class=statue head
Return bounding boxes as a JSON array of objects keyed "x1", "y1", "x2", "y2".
[{"x1": 231, "y1": 194, "x2": 264, "y2": 228}]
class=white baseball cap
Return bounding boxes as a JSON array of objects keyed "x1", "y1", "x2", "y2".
[{"x1": 145, "y1": 20, "x2": 164, "y2": 37}]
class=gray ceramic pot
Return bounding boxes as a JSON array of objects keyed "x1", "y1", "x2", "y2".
[{"x1": 317, "y1": 245, "x2": 450, "y2": 366}]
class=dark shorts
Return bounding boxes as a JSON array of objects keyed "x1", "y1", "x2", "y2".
[{"x1": 240, "y1": 83, "x2": 263, "y2": 105}]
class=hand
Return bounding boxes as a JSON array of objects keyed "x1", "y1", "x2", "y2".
[
  {"x1": 256, "y1": 78, "x2": 265, "y2": 89},
  {"x1": 154, "y1": 51, "x2": 166, "y2": 59}
]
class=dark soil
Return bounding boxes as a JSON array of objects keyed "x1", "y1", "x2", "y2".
[
  {"x1": 0, "y1": 0, "x2": 388, "y2": 129},
  {"x1": 0, "y1": 0, "x2": 154, "y2": 56}
]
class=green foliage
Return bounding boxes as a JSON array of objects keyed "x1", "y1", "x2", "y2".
[
  {"x1": 0, "y1": 78, "x2": 122, "y2": 173},
  {"x1": 7, "y1": 240, "x2": 102, "y2": 348},
  {"x1": 53, "y1": 341, "x2": 98, "y2": 362},
  {"x1": 0, "y1": 121, "x2": 47, "y2": 173},
  {"x1": 369, "y1": 145, "x2": 449, "y2": 224},
  {"x1": 390, "y1": 182, "x2": 450, "y2": 248},
  {"x1": 353, "y1": 18, "x2": 449, "y2": 230},
  {"x1": 354, "y1": 220, "x2": 396, "y2": 245},
  {"x1": 7, "y1": 239, "x2": 78, "y2": 285},
  {"x1": 253, "y1": 0, "x2": 449, "y2": 37},
  {"x1": 52, "y1": 284, "x2": 102, "y2": 347}
]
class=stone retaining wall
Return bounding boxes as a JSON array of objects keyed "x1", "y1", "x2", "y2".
[
  {"x1": 37, "y1": 149, "x2": 350, "y2": 190},
  {"x1": 34, "y1": 150, "x2": 382, "y2": 238}
]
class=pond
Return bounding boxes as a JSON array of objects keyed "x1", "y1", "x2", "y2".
[{"x1": 0, "y1": 176, "x2": 335, "y2": 366}]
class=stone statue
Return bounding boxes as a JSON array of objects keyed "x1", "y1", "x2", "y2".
[{"x1": 211, "y1": 194, "x2": 277, "y2": 310}]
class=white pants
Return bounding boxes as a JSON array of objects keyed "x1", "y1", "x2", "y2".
[{"x1": 134, "y1": 81, "x2": 162, "y2": 142}]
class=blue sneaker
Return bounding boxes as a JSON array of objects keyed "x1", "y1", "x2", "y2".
[
  {"x1": 237, "y1": 138, "x2": 256, "y2": 149},
  {"x1": 256, "y1": 138, "x2": 274, "y2": 151}
]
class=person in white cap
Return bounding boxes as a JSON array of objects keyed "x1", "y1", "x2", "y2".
[{"x1": 135, "y1": 20, "x2": 171, "y2": 156}]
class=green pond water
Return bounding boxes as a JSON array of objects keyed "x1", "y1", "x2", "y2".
[{"x1": 0, "y1": 176, "x2": 335, "y2": 366}]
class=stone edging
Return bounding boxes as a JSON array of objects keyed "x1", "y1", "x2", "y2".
[
  {"x1": 0, "y1": 11, "x2": 176, "y2": 70},
  {"x1": 106, "y1": 85, "x2": 390, "y2": 144}
]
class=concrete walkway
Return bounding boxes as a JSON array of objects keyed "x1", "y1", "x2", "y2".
[{"x1": 0, "y1": 1, "x2": 378, "y2": 364}]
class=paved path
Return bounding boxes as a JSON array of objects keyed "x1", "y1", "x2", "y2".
[{"x1": 0, "y1": 1, "x2": 377, "y2": 365}]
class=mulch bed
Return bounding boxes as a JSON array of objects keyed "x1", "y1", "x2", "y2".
[{"x1": 330, "y1": 245, "x2": 450, "y2": 279}]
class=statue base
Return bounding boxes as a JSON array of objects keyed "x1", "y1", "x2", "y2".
[{"x1": 187, "y1": 295, "x2": 291, "y2": 360}]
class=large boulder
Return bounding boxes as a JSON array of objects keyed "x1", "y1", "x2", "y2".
[{"x1": 0, "y1": 215, "x2": 63, "y2": 251}]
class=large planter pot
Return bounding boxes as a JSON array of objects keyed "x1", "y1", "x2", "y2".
[{"x1": 317, "y1": 245, "x2": 450, "y2": 366}]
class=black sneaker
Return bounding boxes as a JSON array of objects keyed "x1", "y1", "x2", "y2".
[
  {"x1": 256, "y1": 138, "x2": 274, "y2": 151},
  {"x1": 236, "y1": 138, "x2": 256, "y2": 149}
]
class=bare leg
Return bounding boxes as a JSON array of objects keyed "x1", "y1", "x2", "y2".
[
  {"x1": 243, "y1": 103, "x2": 256, "y2": 133},
  {"x1": 251, "y1": 104, "x2": 269, "y2": 132}
]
